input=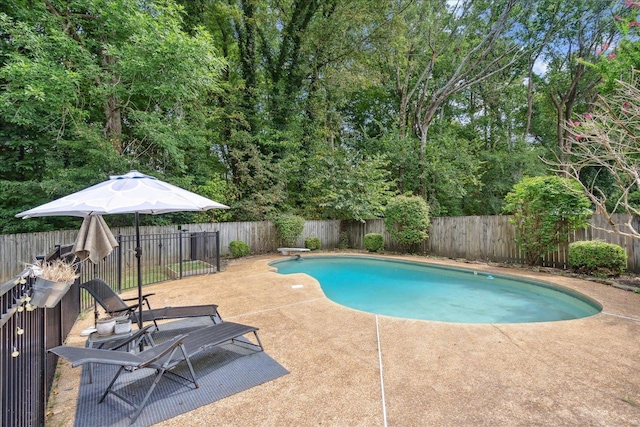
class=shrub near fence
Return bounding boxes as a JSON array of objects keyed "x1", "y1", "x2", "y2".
[{"x1": 2, "y1": 216, "x2": 640, "y2": 282}]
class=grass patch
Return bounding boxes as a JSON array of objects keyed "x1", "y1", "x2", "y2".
[
  {"x1": 165, "y1": 260, "x2": 216, "y2": 278},
  {"x1": 122, "y1": 266, "x2": 172, "y2": 288},
  {"x1": 167, "y1": 260, "x2": 214, "y2": 273}
]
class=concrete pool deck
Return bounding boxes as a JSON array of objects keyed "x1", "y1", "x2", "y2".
[{"x1": 48, "y1": 253, "x2": 640, "y2": 426}]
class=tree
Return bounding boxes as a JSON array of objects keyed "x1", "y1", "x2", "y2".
[
  {"x1": 2, "y1": 0, "x2": 628, "y2": 231},
  {"x1": 593, "y1": 0, "x2": 640, "y2": 91},
  {"x1": 0, "y1": 0, "x2": 225, "y2": 232},
  {"x1": 304, "y1": 149, "x2": 394, "y2": 222},
  {"x1": 366, "y1": 0, "x2": 555, "y2": 210},
  {"x1": 379, "y1": 0, "x2": 524, "y2": 160},
  {"x1": 553, "y1": 73, "x2": 640, "y2": 239},
  {"x1": 541, "y1": 0, "x2": 619, "y2": 157},
  {"x1": 384, "y1": 195, "x2": 430, "y2": 253},
  {"x1": 503, "y1": 176, "x2": 592, "y2": 266}
]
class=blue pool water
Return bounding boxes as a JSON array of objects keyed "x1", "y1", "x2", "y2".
[{"x1": 271, "y1": 256, "x2": 601, "y2": 323}]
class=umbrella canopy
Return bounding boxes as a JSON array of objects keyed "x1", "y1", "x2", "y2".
[
  {"x1": 73, "y1": 215, "x2": 119, "y2": 264},
  {"x1": 17, "y1": 170, "x2": 228, "y2": 218},
  {"x1": 17, "y1": 170, "x2": 229, "y2": 326}
]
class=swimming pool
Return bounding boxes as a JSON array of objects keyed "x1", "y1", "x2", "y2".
[{"x1": 271, "y1": 256, "x2": 602, "y2": 323}]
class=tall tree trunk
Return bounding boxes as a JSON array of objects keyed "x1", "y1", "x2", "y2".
[
  {"x1": 101, "y1": 53, "x2": 122, "y2": 153},
  {"x1": 525, "y1": 58, "x2": 536, "y2": 137}
]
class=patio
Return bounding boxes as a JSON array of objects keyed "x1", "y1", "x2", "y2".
[{"x1": 48, "y1": 253, "x2": 640, "y2": 426}]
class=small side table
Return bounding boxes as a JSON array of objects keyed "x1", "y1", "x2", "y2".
[{"x1": 85, "y1": 330, "x2": 134, "y2": 383}]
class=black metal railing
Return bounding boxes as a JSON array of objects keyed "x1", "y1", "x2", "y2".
[
  {"x1": 0, "y1": 230, "x2": 220, "y2": 427},
  {"x1": 0, "y1": 244, "x2": 80, "y2": 427},
  {"x1": 77, "y1": 230, "x2": 220, "y2": 311}
]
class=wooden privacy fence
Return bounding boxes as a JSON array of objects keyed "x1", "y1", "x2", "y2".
[
  {"x1": 343, "y1": 214, "x2": 640, "y2": 272},
  {"x1": 2, "y1": 215, "x2": 640, "y2": 281},
  {"x1": 0, "y1": 220, "x2": 341, "y2": 282}
]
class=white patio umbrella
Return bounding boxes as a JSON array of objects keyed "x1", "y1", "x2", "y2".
[{"x1": 17, "y1": 170, "x2": 229, "y2": 327}]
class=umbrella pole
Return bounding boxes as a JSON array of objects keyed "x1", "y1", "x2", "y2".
[{"x1": 135, "y1": 212, "x2": 143, "y2": 330}]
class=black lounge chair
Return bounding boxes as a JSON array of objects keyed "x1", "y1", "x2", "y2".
[
  {"x1": 49, "y1": 321, "x2": 263, "y2": 425},
  {"x1": 80, "y1": 278, "x2": 221, "y2": 330}
]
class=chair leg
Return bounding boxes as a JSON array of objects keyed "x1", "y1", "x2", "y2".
[
  {"x1": 99, "y1": 366, "x2": 127, "y2": 403},
  {"x1": 253, "y1": 330, "x2": 264, "y2": 351},
  {"x1": 161, "y1": 344, "x2": 200, "y2": 388},
  {"x1": 128, "y1": 368, "x2": 167, "y2": 425},
  {"x1": 98, "y1": 366, "x2": 169, "y2": 425},
  {"x1": 100, "y1": 344, "x2": 196, "y2": 424},
  {"x1": 181, "y1": 344, "x2": 199, "y2": 388}
]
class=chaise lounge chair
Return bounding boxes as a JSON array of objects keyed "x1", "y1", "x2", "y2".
[
  {"x1": 80, "y1": 278, "x2": 222, "y2": 330},
  {"x1": 49, "y1": 321, "x2": 263, "y2": 425}
]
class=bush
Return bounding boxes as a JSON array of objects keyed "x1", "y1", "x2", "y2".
[
  {"x1": 364, "y1": 233, "x2": 384, "y2": 252},
  {"x1": 273, "y1": 214, "x2": 305, "y2": 247},
  {"x1": 305, "y1": 237, "x2": 321, "y2": 250},
  {"x1": 384, "y1": 195, "x2": 430, "y2": 252},
  {"x1": 503, "y1": 176, "x2": 592, "y2": 266},
  {"x1": 568, "y1": 240, "x2": 627, "y2": 276},
  {"x1": 228, "y1": 240, "x2": 250, "y2": 258},
  {"x1": 338, "y1": 231, "x2": 350, "y2": 249}
]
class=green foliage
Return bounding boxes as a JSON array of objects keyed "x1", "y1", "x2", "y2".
[
  {"x1": 192, "y1": 176, "x2": 233, "y2": 223},
  {"x1": 384, "y1": 195, "x2": 430, "y2": 252},
  {"x1": 228, "y1": 240, "x2": 250, "y2": 258},
  {"x1": 304, "y1": 237, "x2": 321, "y2": 251},
  {"x1": 419, "y1": 128, "x2": 482, "y2": 216},
  {"x1": 503, "y1": 176, "x2": 592, "y2": 266},
  {"x1": 273, "y1": 214, "x2": 305, "y2": 247},
  {"x1": 226, "y1": 142, "x2": 287, "y2": 221},
  {"x1": 463, "y1": 142, "x2": 548, "y2": 215},
  {"x1": 568, "y1": 240, "x2": 627, "y2": 277},
  {"x1": 338, "y1": 231, "x2": 350, "y2": 249},
  {"x1": 304, "y1": 149, "x2": 395, "y2": 222},
  {"x1": 364, "y1": 233, "x2": 384, "y2": 252},
  {"x1": 591, "y1": 1, "x2": 640, "y2": 92},
  {"x1": 0, "y1": 0, "x2": 631, "y2": 234},
  {"x1": 0, "y1": 0, "x2": 226, "y2": 233}
]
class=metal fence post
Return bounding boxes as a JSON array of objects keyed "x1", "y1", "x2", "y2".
[
  {"x1": 216, "y1": 231, "x2": 221, "y2": 273},
  {"x1": 180, "y1": 229, "x2": 187, "y2": 279},
  {"x1": 117, "y1": 234, "x2": 122, "y2": 293}
]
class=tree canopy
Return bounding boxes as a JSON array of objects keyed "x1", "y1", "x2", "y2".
[{"x1": 0, "y1": 0, "x2": 633, "y2": 233}]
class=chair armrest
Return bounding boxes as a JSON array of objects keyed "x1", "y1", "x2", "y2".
[
  {"x1": 139, "y1": 335, "x2": 188, "y2": 368},
  {"x1": 123, "y1": 293, "x2": 155, "y2": 301},
  {"x1": 109, "y1": 305, "x2": 139, "y2": 317},
  {"x1": 123, "y1": 293, "x2": 155, "y2": 309}
]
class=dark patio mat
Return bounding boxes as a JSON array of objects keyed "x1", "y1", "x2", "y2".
[{"x1": 73, "y1": 320, "x2": 288, "y2": 427}]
